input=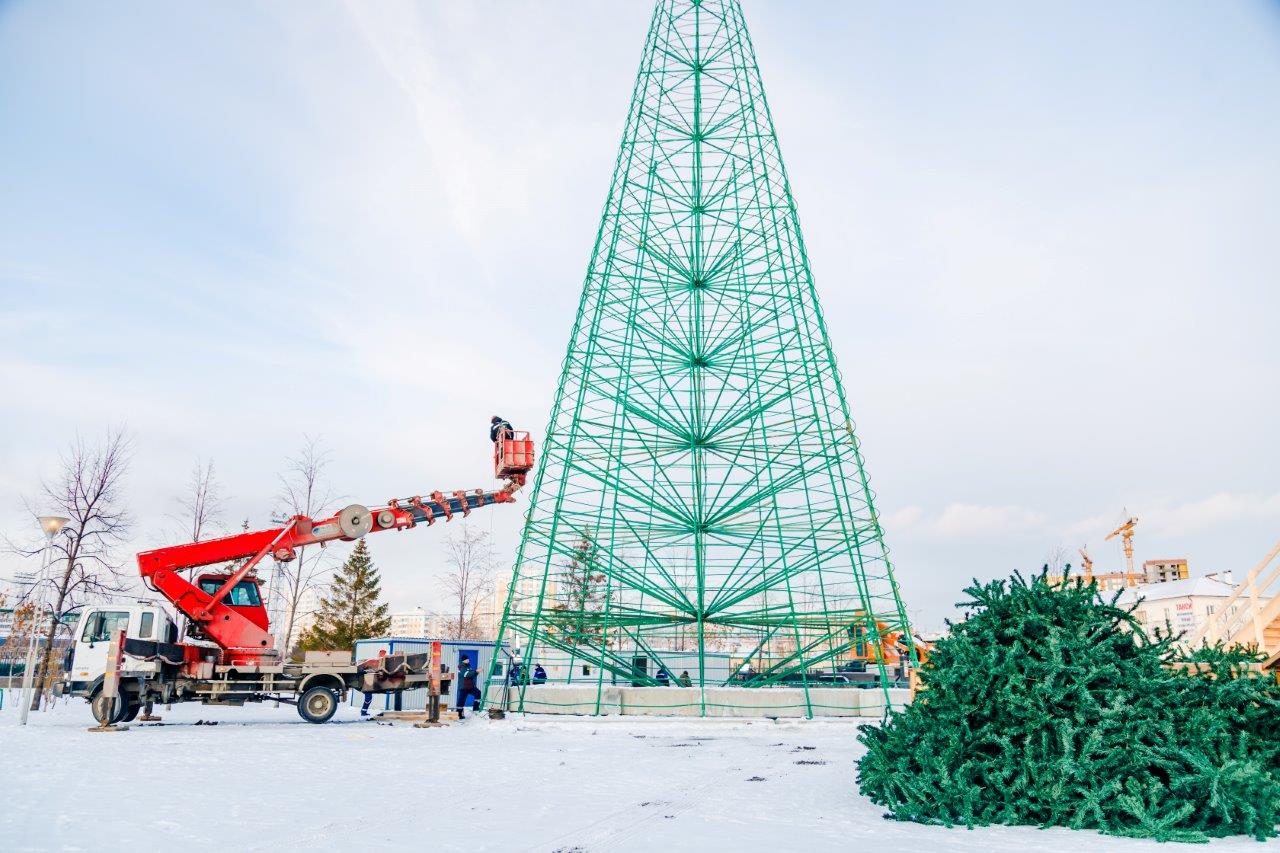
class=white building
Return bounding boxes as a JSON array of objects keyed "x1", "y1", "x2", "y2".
[
  {"x1": 1115, "y1": 573, "x2": 1252, "y2": 640},
  {"x1": 282, "y1": 586, "x2": 321, "y2": 651}
]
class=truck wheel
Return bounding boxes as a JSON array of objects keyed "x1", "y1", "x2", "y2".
[
  {"x1": 298, "y1": 685, "x2": 339, "y2": 724},
  {"x1": 90, "y1": 691, "x2": 123, "y2": 726},
  {"x1": 121, "y1": 700, "x2": 143, "y2": 722}
]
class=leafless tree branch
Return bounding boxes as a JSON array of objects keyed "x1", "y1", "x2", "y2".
[
  {"x1": 173, "y1": 458, "x2": 225, "y2": 543},
  {"x1": 438, "y1": 523, "x2": 496, "y2": 639},
  {"x1": 10, "y1": 428, "x2": 134, "y2": 709},
  {"x1": 271, "y1": 436, "x2": 337, "y2": 655}
]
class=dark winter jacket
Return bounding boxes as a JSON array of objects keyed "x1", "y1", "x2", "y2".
[
  {"x1": 490, "y1": 419, "x2": 513, "y2": 443},
  {"x1": 460, "y1": 666, "x2": 478, "y2": 691}
]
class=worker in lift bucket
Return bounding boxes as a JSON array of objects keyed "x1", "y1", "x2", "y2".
[
  {"x1": 456, "y1": 656, "x2": 482, "y2": 719},
  {"x1": 490, "y1": 415, "x2": 514, "y2": 444}
]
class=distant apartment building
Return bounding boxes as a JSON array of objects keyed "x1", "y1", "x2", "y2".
[
  {"x1": 390, "y1": 607, "x2": 438, "y2": 637},
  {"x1": 1047, "y1": 569, "x2": 1145, "y2": 591},
  {"x1": 1050, "y1": 558, "x2": 1196, "y2": 592},
  {"x1": 1143, "y1": 558, "x2": 1190, "y2": 585},
  {"x1": 281, "y1": 586, "x2": 321, "y2": 652}
]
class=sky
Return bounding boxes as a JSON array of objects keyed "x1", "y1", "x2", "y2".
[{"x1": 1, "y1": 1, "x2": 1278, "y2": 631}]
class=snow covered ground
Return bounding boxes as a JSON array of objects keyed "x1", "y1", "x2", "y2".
[{"x1": 0, "y1": 697, "x2": 1267, "y2": 852}]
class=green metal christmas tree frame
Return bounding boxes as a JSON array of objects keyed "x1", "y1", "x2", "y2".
[{"x1": 488, "y1": 0, "x2": 915, "y2": 716}]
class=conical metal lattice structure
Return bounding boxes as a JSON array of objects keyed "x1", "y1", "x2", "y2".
[{"x1": 489, "y1": 0, "x2": 914, "y2": 717}]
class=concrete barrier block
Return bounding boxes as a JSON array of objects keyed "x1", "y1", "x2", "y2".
[
  {"x1": 857, "y1": 687, "x2": 912, "y2": 717},
  {"x1": 802, "y1": 688, "x2": 862, "y2": 717},
  {"x1": 494, "y1": 683, "x2": 907, "y2": 718},
  {"x1": 619, "y1": 687, "x2": 701, "y2": 716},
  {"x1": 491, "y1": 684, "x2": 623, "y2": 715}
]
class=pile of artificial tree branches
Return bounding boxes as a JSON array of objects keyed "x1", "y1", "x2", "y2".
[{"x1": 857, "y1": 571, "x2": 1280, "y2": 842}]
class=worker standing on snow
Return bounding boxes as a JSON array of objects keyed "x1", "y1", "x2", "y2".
[
  {"x1": 490, "y1": 415, "x2": 514, "y2": 444},
  {"x1": 456, "y1": 656, "x2": 481, "y2": 719}
]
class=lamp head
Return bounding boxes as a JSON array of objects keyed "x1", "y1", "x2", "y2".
[{"x1": 38, "y1": 516, "x2": 70, "y2": 538}]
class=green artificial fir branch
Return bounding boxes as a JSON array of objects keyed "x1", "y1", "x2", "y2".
[{"x1": 857, "y1": 568, "x2": 1280, "y2": 842}]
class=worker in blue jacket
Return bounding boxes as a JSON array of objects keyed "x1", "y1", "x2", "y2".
[
  {"x1": 456, "y1": 657, "x2": 482, "y2": 719},
  {"x1": 532, "y1": 663, "x2": 548, "y2": 684}
]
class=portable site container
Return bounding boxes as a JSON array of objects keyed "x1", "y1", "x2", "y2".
[{"x1": 350, "y1": 637, "x2": 510, "y2": 712}]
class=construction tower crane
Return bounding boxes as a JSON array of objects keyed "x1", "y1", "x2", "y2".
[
  {"x1": 1078, "y1": 546, "x2": 1094, "y2": 580},
  {"x1": 1104, "y1": 513, "x2": 1139, "y2": 575}
]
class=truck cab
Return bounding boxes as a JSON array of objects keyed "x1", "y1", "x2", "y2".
[
  {"x1": 64, "y1": 603, "x2": 177, "y2": 697},
  {"x1": 195, "y1": 574, "x2": 268, "y2": 630}
]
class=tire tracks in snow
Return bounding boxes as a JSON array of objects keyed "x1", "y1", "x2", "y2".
[
  {"x1": 527, "y1": 736, "x2": 803, "y2": 853},
  {"x1": 248, "y1": 727, "x2": 573, "y2": 851}
]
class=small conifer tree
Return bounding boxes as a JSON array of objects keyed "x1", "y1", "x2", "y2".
[
  {"x1": 549, "y1": 527, "x2": 609, "y2": 648},
  {"x1": 298, "y1": 539, "x2": 390, "y2": 652}
]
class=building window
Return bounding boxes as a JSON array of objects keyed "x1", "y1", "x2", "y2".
[
  {"x1": 1206, "y1": 605, "x2": 1215, "y2": 616},
  {"x1": 583, "y1": 665, "x2": 591, "y2": 676}
]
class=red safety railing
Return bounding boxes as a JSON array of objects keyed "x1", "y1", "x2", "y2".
[{"x1": 495, "y1": 430, "x2": 535, "y2": 481}]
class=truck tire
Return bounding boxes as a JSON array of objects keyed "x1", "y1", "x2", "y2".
[
  {"x1": 90, "y1": 691, "x2": 124, "y2": 726},
  {"x1": 121, "y1": 700, "x2": 143, "y2": 722},
  {"x1": 298, "y1": 685, "x2": 339, "y2": 724}
]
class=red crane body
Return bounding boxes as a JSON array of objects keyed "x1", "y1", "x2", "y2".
[{"x1": 137, "y1": 433, "x2": 534, "y2": 668}]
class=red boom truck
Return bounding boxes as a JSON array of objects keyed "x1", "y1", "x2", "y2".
[{"x1": 63, "y1": 433, "x2": 535, "y2": 725}]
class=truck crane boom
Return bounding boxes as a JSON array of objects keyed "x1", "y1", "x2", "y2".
[{"x1": 137, "y1": 432, "x2": 535, "y2": 668}]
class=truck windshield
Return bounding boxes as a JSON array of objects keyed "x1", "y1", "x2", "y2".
[
  {"x1": 198, "y1": 579, "x2": 262, "y2": 607},
  {"x1": 81, "y1": 610, "x2": 130, "y2": 643}
]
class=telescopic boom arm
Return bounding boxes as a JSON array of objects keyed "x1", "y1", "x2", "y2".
[{"x1": 136, "y1": 433, "x2": 534, "y2": 666}]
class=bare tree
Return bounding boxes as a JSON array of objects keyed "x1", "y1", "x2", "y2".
[
  {"x1": 175, "y1": 458, "x2": 225, "y2": 543},
  {"x1": 272, "y1": 437, "x2": 336, "y2": 656},
  {"x1": 1044, "y1": 544, "x2": 1070, "y2": 577},
  {"x1": 9, "y1": 429, "x2": 134, "y2": 709},
  {"x1": 439, "y1": 525, "x2": 496, "y2": 639}
]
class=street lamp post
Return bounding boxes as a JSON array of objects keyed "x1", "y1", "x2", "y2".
[{"x1": 18, "y1": 515, "x2": 70, "y2": 726}]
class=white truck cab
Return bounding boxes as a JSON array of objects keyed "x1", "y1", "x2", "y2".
[{"x1": 65, "y1": 603, "x2": 177, "y2": 693}]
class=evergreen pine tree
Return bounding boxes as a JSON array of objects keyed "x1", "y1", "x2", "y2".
[
  {"x1": 297, "y1": 539, "x2": 390, "y2": 652},
  {"x1": 857, "y1": 570, "x2": 1280, "y2": 842},
  {"x1": 548, "y1": 528, "x2": 609, "y2": 648}
]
